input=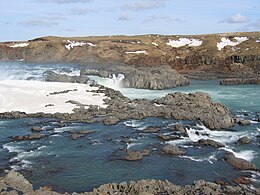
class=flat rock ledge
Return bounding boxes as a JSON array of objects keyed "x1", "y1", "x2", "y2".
[
  {"x1": 0, "y1": 171, "x2": 259, "y2": 195},
  {"x1": 219, "y1": 78, "x2": 260, "y2": 85},
  {"x1": 0, "y1": 86, "x2": 234, "y2": 130}
]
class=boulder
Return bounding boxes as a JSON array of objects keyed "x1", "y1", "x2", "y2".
[
  {"x1": 238, "y1": 120, "x2": 251, "y2": 125},
  {"x1": 157, "y1": 134, "x2": 181, "y2": 141},
  {"x1": 12, "y1": 133, "x2": 45, "y2": 141},
  {"x1": 195, "y1": 139, "x2": 225, "y2": 148},
  {"x1": 125, "y1": 151, "x2": 143, "y2": 161},
  {"x1": 31, "y1": 126, "x2": 42, "y2": 132},
  {"x1": 103, "y1": 116, "x2": 120, "y2": 125},
  {"x1": 169, "y1": 124, "x2": 188, "y2": 137},
  {"x1": 233, "y1": 177, "x2": 251, "y2": 185},
  {"x1": 161, "y1": 144, "x2": 186, "y2": 155},
  {"x1": 237, "y1": 136, "x2": 251, "y2": 144},
  {"x1": 224, "y1": 152, "x2": 258, "y2": 170}
]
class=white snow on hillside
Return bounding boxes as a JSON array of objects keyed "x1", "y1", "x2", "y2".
[
  {"x1": 87, "y1": 42, "x2": 96, "y2": 47},
  {"x1": 166, "y1": 38, "x2": 203, "y2": 48},
  {"x1": 65, "y1": 40, "x2": 86, "y2": 50},
  {"x1": 256, "y1": 38, "x2": 260, "y2": 43},
  {"x1": 9, "y1": 43, "x2": 29, "y2": 48},
  {"x1": 217, "y1": 37, "x2": 249, "y2": 51},
  {"x1": 152, "y1": 42, "x2": 158, "y2": 46},
  {"x1": 125, "y1": 51, "x2": 148, "y2": 54}
]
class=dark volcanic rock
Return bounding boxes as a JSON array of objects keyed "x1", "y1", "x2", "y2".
[
  {"x1": 44, "y1": 70, "x2": 89, "y2": 83},
  {"x1": 169, "y1": 124, "x2": 188, "y2": 137},
  {"x1": 121, "y1": 66, "x2": 190, "y2": 90},
  {"x1": 157, "y1": 134, "x2": 181, "y2": 141},
  {"x1": 237, "y1": 136, "x2": 251, "y2": 144},
  {"x1": 161, "y1": 144, "x2": 186, "y2": 155},
  {"x1": 195, "y1": 139, "x2": 225, "y2": 148},
  {"x1": 12, "y1": 133, "x2": 45, "y2": 141},
  {"x1": 224, "y1": 152, "x2": 258, "y2": 170}
]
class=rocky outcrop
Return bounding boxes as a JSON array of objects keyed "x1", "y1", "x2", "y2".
[
  {"x1": 142, "y1": 126, "x2": 161, "y2": 133},
  {"x1": 224, "y1": 152, "x2": 258, "y2": 170},
  {"x1": 194, "y1": 139, "x2": 225, "y2": 148},
  {"x1": 161, "y1": 144, "x2": 186, "y2": 155},
  {"x1": 0, "y1": 86, "x2": 235, "y2": 130},
  {"x1": 121, "y1": 66, "x2": 190, "y2": 89},
  {"x1": 80, "y1": 65, "x2": 190, "y2": 90},
  {"x1": 44, "y1": 70, "x2": 89, "y2": 83},
  {"x1": 220, "y1": 78, "x2": 260, "y2": 85},
  {"x1": 1, "y1": 171, "x2": 259, "y2": 195},
  {"x1": 11, "y1": 133, "x2": 45, "y2": 141}
]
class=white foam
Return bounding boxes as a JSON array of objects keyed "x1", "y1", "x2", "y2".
[
  {"x1": 123, "y1": 120, "x2": 144, "y2": 128},
  {"x1": 3, "y1": 143, "x2": 23, "y2": 153},
  {"x1": 0, "y1": 80, "x2": 107, "y2": 114},
  {"x1": 65, "y1": 40, "x2": 86, "y2": 50},
  {"x1": 182, "y1": 153, "x2": 217, "y2": 164},
  {"x1": 9, "y1": 43, "x2": 29, "y2": 48},
  {"x1": 125, "y1": 51, "x2": 148, "y2": 54},
  {"x1": 166, "y1": 38, "x2": 202, "y2": 48},
  {"x1": 89, "y1": 74, "x2": 125, "y2": 90},
  {"x1": 223, "y1": 148, "x2": 255, "y2": 161},
  {"x1": 217, "y1": 37, "x2": 248, "y2": 51}
]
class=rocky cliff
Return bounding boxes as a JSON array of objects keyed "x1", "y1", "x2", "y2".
[{"x1": 1, "y1": 32, "x2": 259, "y2": 78}]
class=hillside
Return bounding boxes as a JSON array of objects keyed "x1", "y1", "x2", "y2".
[{"x1": 0, "y1": 32, "x2": 260, "y2": 78}]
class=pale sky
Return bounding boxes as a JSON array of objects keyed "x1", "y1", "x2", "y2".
[{"x1": 0, "y1": 0, "x2": 259, "y2": 41}]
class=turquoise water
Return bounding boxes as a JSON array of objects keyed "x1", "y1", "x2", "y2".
[{"x1": 0, "y1": 61, "x2": 259, "y2": 192}]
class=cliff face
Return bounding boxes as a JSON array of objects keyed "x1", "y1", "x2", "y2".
[{"x1": 0, "y1": 32, "x2": 260, "y2": 76}]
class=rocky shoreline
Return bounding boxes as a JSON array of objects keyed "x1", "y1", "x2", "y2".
[
  {"x1": 0, "y1": 171, "x2": 259, "y2": 195},
  {"x1": 0, "y1": 84, "x2": 234, "y2": 130}
]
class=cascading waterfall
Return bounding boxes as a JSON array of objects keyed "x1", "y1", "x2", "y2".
[{"x1": 108, "y1": 73, "x2": 125, "y2": 89}]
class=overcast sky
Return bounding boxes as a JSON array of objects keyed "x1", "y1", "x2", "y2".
[{"x1": 0, "y1": 0, "x2": 259, "y2": 41}]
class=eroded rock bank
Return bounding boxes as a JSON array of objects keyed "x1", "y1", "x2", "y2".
[
  {"x1": 0, "y1": 171, "x2": 258, "y2": 195},
  {"x1": 0, "y1": 85, "x2": 234, "y2": 130}
]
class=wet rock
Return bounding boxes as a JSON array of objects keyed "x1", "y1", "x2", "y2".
[
  {"x1": 140, "y1": 149, "x2": 150, "y2": 156},
  {"x1": 195, "y1": 139, "x2": 225, "y2": 148},
  {"x1": 220, "y1": 78, "x2": 260, "y2": 85},
  {"x1": 224, "y1": 152, "x2": 258, "y2": 170},
  {"x1": 71, "y1": 133, "x2": 85, "y2": 140},
  {"x1": 161, "y1": 144, "x2": 186, "y2": 155},
  {"x1": 237, "y1": 136, "x2": 251, "y2": 144},
  {"x1": 169, "y1": 124, "x2": 188, "y2": 137},
  {"x1": 238, "y1": 120, "x2": 251, "y2": 125},
  {"x1": 125, "y1": 151, "x2": 143, "y2": 161},
  {"x1": 142, "y1": 126, "x2": 160, "y2": 133},
  {"x1": 233, "y1": 177, "x2": 251, "y2": 185},
  {"x1": 103, "y1": 116, "x2": 120, "y2": 125},
  {"x1": 12, "y1": 133, "x2": 45, "y2": 141},
  {"x1": 44, "y1": 70, "x2": 89, "y2": 83},
  {"x1": 31, "y1": 126, "x2": 42, "y2": 132},
  {"x1": 157, "y1": 134, "x2": 181, "y2": 141}
]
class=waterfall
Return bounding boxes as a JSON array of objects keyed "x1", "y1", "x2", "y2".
[{"x1": 109, "y1": 73, "x2": 125, "y2": 89}]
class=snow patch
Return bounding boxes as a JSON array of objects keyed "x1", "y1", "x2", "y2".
[
  {"x1": 217, "y1": 37, "x2": 249, "y2": 51},
  {"x1": 9, "y1": 43, "x2": 29, "y2": 48},
  {"x1": 87, "y1": 42, "x2": 96, "y2": 47},
  {"x1": 65, "y1": 40, "x2": 86, "y2": 50},
  {"x1": 0, "y1": 80, "x2": 107, "y2": 114},
  {"x1": 152, "y1": 42, "x2": 158, "y2": 46},
  {"x1": 166, "y1": 38, "x2": 203, "y2": 48},
  {"x1": 125, "y1": 51, "x2": 148, "y2": 54}
]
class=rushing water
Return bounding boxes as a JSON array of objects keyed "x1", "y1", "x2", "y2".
[{"x1": 0, "y1": 61, "x2": 259, "y2": 192}]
